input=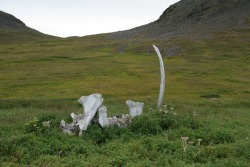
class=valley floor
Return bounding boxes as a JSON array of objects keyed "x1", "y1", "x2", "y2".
[{"x1": 0, "y1": 29, "x2": 249, "y2": 166}]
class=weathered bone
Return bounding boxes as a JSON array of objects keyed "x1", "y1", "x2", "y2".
[
  {"x1": 111, "y1": 114, "x2": 132, "y2": 127},
  {"x1": 60, "y1": 94, "x2": 103, "y2": 135},
  {"x1": 126, "y1": 100, "x2": 144, "y2": 118},
  {"x1": 61, "y1": 94, "x2": 144, "y2": 134},
  {"x1": 78, "y1": 96, "x2": 87, "y2": 114},
  {"x1": 77, "y1": 93, "x2": 103, "y2": 134},
  {"x1": 98, "y1": 105, "x2": 110, "y2": 128},
  {"x1": 70, "y1": 113, "x2": 83, "y2": 124},
  {"x1": 98, "y1": 105, "x2": 132, "y2": 128},
  {"x1": 153, "y1": 45, "x2": 165, "y2": 109},
  {"x1": 60, "y1": 120, "x2": 79, "y2": 135}
]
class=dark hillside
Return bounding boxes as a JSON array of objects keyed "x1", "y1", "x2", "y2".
[
  {"x1": 0, "y1": 10, "x2": 26, "y2": 29},
  {"x1": 0, "y1": 10, "x2": 56, "y2": 44},
  {"x1": 109, "y1": 0, "x2": 250, "y2": 39}
]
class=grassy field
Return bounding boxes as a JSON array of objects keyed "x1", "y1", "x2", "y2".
[{"x1": 0, "y1": 29, "x2": 249, "y2": 166}]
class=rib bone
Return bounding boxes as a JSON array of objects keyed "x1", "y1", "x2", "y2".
[{"x1": 153, "y1": 45, "x2": 165, "y2": 109}]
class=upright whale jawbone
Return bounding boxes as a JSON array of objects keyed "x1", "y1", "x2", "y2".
[{"x1": 153, "y1": 45, "x2": 165, "y2": 109}]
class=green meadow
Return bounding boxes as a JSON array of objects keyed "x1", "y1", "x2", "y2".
[{"x1": 0, "y1": 29, "x2": 249, "y2": 166}]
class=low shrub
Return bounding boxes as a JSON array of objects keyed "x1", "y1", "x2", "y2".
[
  {"x1": 83, "y1": 125, "x2": 135, "y2": 144},
  {"x1": 23, "y1": 114, "x2": 59, "y2": 135},
  {"x1": 209, "y1": 130, "x2": 235, "y2": 144},
  {"x1": 202, "y1": 145, "x2": 234, "y2": 159},
  {"x1": 129, "y1": 114, "x2": 163, "y2": 135},
  {"x1": 200, "y1": 93, "x2": 221, "y2": 98}
]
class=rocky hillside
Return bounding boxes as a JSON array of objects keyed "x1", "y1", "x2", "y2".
[
  {"x1": 0, "y1": 10, "x2": 27, "y2": 29},
  {"x1": 109, "y1": 0, "x2": 250, "y2": 39},
  {"x1": 0, "y1": 10, "x2": 56, "y2": 43}
]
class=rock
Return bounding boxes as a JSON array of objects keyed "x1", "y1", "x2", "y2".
[{"x1": 108, "y1": 0, "x2": 250, "y2": 40}]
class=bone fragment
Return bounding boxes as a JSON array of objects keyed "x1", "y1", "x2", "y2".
[
  {"x1": 126, "y1": 100, "x2": 144, "y2": 118},
  {"x1": 77, "y1": 94, "x2": 103, "y2": 133}
]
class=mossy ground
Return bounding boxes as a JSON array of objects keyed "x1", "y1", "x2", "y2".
[{"x1": 0, "y1": 29, "x2": 249, "y2": 166}]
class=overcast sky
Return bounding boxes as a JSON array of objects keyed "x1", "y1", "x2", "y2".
[{"x1": 0, "y1": 0, "x2": 180, "y2": 37}]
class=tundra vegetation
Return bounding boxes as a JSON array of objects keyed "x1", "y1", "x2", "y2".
[{"x1": 0, "y1": 28, "x2": 250, "y2": 166}]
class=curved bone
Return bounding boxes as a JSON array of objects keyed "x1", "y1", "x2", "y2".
[{"x1": 153, "y1": 45, "x2": 165, "y2": 109}]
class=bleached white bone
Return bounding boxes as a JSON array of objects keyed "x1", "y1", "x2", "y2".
[
  {"x1": 77, "y1": 93, "x2": 103, "y2": 133},
  {"x1": 126, "y1": 100, "x2": 144, "y2": 118},
  {"x1": 153, "y1": 45, "x2": 165, "y2": 109},
  {"x1": 70, "y1": 112, "x2": 83, "y2": 124},
  {"x1": 98, "y1": 105, "x2": 110, "y2": 128}
]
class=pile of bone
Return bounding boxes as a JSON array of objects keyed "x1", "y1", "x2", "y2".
[{"x1": 60, "y1": 93, "x2": 144, "y2": 135}]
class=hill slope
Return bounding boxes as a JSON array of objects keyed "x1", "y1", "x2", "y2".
[
  {"x1": 109, "y1": 0, "x2": 250, "y2": 39},
  {"x1": 0, "y1": 10, "x2": 27, "y2": 29},
  {"x1": 0, "y1": 10, "x2": 56, "y2": 43}
]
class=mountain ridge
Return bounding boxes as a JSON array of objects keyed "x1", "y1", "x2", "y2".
[
  {"x1": 0, "y1": 0, "x2": 249, "y2": 40},
  {"x1": 108, "y1": 0, "x2": 250, "y2": 39},
  {"x1": 0, "y1": 10, "x2": 57, "y2": 43},
  {"x1": 0, "y1": 10, "x2": 27, "y2": 29}
]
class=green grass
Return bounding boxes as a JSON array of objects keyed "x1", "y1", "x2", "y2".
[{"x1": 0, "y1": 28, "x2": 249, "y2": 166}]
